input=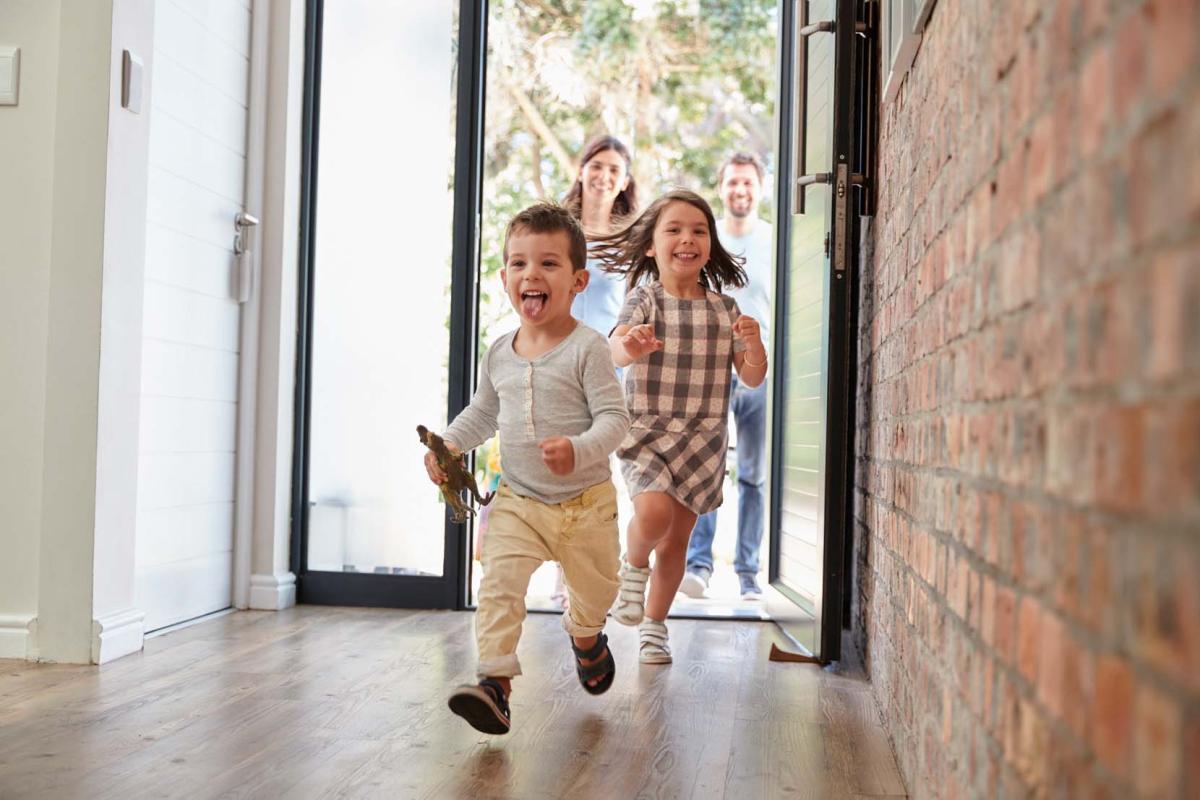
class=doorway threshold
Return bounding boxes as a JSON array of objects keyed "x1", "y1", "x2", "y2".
[{"x1": 522, "y1": 594, "x2": 772, "y2": 622}]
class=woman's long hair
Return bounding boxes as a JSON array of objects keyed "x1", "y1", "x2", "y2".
[
  {"x1": 562, "y1": 135, "x2": 639, "y2": 226},
  {"x1": 591, "y1": 189, "x2": 747, "y2": 294}
]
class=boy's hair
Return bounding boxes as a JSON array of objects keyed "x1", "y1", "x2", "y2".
[
  {"x1": 503, "y1": 203, "x2": 588, "y2": 272},
  {"x1": 591, "y1": 189, "x2": 747, "y2": 293},
  {"x1": 717, "y1": 151, "x2": 766, "y2": 186}
]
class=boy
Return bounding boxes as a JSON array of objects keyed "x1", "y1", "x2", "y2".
[{"x1": 424, "y1": 203, "x2": 630, "y2": 735}]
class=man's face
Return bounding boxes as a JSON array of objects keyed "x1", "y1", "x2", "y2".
[{"x1": 719, "y1": 163, "x2": 762, "y2": 220}]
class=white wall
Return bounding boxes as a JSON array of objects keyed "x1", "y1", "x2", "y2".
[
  {"x1": 0, "y1": 0, "x2": 61, "y2": 659},
  {"x1": 92, "y1": 0, "x2": 154, "y2": 662},
  {"x1": 35, "y1": 0, "x2": 116, "y2": 663},
  {"x1": 0, "y1": 0, "x2": 304, "y2": 662}
]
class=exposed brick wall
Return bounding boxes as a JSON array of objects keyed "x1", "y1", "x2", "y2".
[{"x1": 853, "y1": 1, "x2": 1199, "y2": 797}]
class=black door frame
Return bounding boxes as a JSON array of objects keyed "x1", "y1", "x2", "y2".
[
  {"x1": 292, "y1": 0, "x2": 869, "y2": 627},
  {"x1": 291, "y1": 0, "x2": 488, "y2": 609},
  {"x1": 767, "y1": 0, "x2": 869, "y2": 663}
]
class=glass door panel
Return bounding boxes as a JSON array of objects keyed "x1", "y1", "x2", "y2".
[
  {"x1": 296, "y1": 0, "x2": 477, "y2": 607},
  {"x1": 473, "y1": 0, "x2": 782, "y2": 613}
]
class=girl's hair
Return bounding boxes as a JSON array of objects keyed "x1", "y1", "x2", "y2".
[
  {"x1": 562, "y1": 135, "x2": 639, "y2": 224},
  {"x1": 591, "y1": 189, "x2": 747, "y2": 293}
]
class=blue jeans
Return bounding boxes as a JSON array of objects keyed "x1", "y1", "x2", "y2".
[{"x1": 686, "y1": 377, "x2": 767, "y2": 576}]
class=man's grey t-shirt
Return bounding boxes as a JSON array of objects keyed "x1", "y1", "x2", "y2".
[
  {"x1": 443, "y1": 324, "x2": 630, "y2": 505},
  {"x1": 719, "y1": 218, "x2": 774, "y2": 346}
]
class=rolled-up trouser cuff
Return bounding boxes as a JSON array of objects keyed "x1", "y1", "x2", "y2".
[
  {"x1": 476, "y1": 653, "x2": 522, "y2": 680},
  {"x1": 560, "y1": 610, "x2": 606, "y2": 639}
]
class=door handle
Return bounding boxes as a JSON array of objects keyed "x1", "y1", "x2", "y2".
[
  {"x1": 791, "y1": 2, "x2": 835, "y2": 215},
  {"x1": 233, "y1": 212, "x2": 259, "y2": 303}
]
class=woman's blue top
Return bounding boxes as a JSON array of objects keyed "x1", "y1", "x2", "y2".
[{"x1": 572, "y1": 257, "x2": 626, "y2": 337}]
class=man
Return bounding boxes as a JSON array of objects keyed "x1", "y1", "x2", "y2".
[{"x1": 680, "y1": 152, "x2": 774, "y2": 601}]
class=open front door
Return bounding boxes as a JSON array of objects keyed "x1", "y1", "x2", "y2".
[{"x1": 768, "y1": 0, "x2": 873, "y2": 662}]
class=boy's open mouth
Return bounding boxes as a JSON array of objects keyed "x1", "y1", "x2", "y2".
[{"x1": 521, "y1": 290, "x2": 548, "y2": 318}]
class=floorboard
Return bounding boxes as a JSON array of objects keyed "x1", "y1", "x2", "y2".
[{"x1": 0, "y1": 607, "x2": 906, "y2": 799}]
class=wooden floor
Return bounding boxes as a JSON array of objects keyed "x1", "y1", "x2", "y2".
[{"x1": 0, "y1": 607, "x2": 905, "y2": 799}]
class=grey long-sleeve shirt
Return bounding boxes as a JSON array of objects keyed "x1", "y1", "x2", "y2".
[{"x1": 443, "y1": 324, "x2": 630, "y2": 505}]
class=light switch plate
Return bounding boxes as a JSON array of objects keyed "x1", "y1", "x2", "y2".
[
  {"x1": 0, "y1": 46, "x2": 19, "y2": 106},
  {"x1": 121, "y1": 50, "x2": 143, "y2": 114}
]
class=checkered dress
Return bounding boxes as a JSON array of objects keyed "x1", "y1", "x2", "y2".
[{"x1": 615, "y1": 281, "x2": 746, "y2": 515}]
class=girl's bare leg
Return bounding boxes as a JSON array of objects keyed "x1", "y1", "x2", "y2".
[
  {"x1": 645, "y1": 501, "x2": 698, "y2": 621},
  {"x1": 625, "y1": 492, "x2": 674, "y2": 569}
]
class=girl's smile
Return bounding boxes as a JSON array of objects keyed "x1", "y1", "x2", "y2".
[{"x1": 645, "y1": 201, "x2": 711, "y2": 289}]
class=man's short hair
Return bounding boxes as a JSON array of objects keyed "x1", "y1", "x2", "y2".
[
  {"x1": 503, "y1": 203, "x2": 588, "y2": 272},
  {"x1": 718, "y1": 151, "x2": 766, "y2": 186}
]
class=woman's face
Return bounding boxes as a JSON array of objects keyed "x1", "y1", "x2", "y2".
[
  {"x1": 578, "y1": 148, "x2": 630, "y2": 207},
  {"x1": 646, "y1": 201, "x2": 711, "y2": 283}
]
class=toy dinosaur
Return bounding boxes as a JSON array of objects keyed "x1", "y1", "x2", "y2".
[{"x1": 417, "y1": 425, "x2": 495, "y2": 523}]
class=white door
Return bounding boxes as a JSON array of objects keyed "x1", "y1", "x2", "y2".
[{"x1": 135, "y1": 0, "x2": 253, "y2": 632}]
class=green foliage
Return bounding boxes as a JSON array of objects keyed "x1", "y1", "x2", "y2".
[{"x1": 479, "y1": 0, "x2": 779, "y2": 351}]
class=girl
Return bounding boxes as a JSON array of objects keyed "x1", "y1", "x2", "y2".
[
  {"x1": 565, "y1": 135, "x2": 639, "y2": 337},
  {"x1": 595, "y1": 189, "x2": 769, "y2": 663}
]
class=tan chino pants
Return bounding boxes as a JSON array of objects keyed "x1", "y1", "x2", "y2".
[{"x1": 475, "y1": 480, "x2": 620, "y2": 679}]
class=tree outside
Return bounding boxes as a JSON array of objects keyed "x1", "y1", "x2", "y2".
[
  {"x1": 479, "y1": 0, "x2": 779, "y2": 346},
  {"x1": 468, "y1": 0, "x2": 781, "y2": 604}
]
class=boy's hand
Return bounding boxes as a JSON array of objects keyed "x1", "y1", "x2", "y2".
[
  {"x1": 620, "y1": 323, "x2": 663, "y2": 361},
  {"x1": 424, "y1": 439, "x2": 462, "y2": 485},
  {"x1": 734, "y1": 315, "x2": 766, "y2": 359},
  {"x1": 539, "y1": 437, "x2": 575, "y2": 476}
]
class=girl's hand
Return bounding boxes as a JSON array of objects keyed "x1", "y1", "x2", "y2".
[
  {"x1": 734, "y1": 315, "x2": 766, "y2": 359},
  {"x1": 620, "y1": 323, "x2": 663, "y2": 361},
  {"x1": 539, "y1": 437, "x2": 576, "y2": 476},
  {"x1": 424, "y1": 440, "x2": 462, "y2": 485}
]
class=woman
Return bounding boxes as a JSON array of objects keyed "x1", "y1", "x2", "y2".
[{"x1": 564, "y1": 135, "x2": 639, "y2": 336}]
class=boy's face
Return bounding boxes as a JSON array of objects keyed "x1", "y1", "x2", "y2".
[{"x1": 501, "y1": 228, "x2": 588, "y2": 328}]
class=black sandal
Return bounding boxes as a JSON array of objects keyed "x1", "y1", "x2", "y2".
[
  {"x1": 447, "y1": 679, "x2": 511, "y2": 735},
  {"x1": 571, "y1": 632, "x2": 616, "y2": 696}
]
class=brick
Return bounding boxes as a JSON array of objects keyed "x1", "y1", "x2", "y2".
[
  {"x1": 1092, "y1": 654, "x2": 1134, "y2": 779},
  {"x1": 1147, "y1": 0, "x2": 1197, "y2": 96},
  {"x1": 1113, "y1": 6, "x2": 1149, "y2": 123},
  {"x1": 1053, "y1": 513, "x2": 1084, "y2": 624},
  {"x1": 1186, "y1": 712, "x2": 1200, "y2": 800},
  {"x1": 1147, "y1": 247, "x2": 1200, "y2": 381},
  {"x1": 1144, "y1": 399, "x2": 1200, "y2": 518},
  {"x1": 1092, "y1": 404, "x2": 1145, "y2": 514},
  {"x1": 1016, "y1": 596, "x2": 1040, "y2": 685},
  {"x1": 981, "y1": 574, "x2": 996, "y2": 646},
  {"x1": 1133, "y1": 683, "x2": 1182, "y2": 797},
  {"x1": 994, "y1": 585, "x2": 1017, "y2": 664},
  {"x1": 1077, "y1": 44, "x2": 1112, "y2": 160},
  {"x1": 1060, "y1": 632, "x2": 1094, "y2": 741},
  {"x1": 1135, "y1": 539, "x2": 1200, "y2": 692},
  {"x1": 1130, "y1": 108, "x2": 1189, "y2": 249},
  {"x1": 1036, "y1": 612, "x2": 1066, "y2": 719}
]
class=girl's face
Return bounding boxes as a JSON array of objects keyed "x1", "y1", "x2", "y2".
[
  {"x1": 645, "y1": 201, "x2": 711, "y2": 282},
  {"x1": 578, "y1": 148, "x2": 630, "y2": 206}
]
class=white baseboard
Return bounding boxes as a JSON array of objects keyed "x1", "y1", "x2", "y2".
[
  {"x1": 0, "y1": 614, "x2": 35, "y2": 660},
  {"x1": 91, "y1": 608, "x2": 145, "y2": 665},
  {"x1": 249, "y1": 572, "x2": 296, "y2": 610}
]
